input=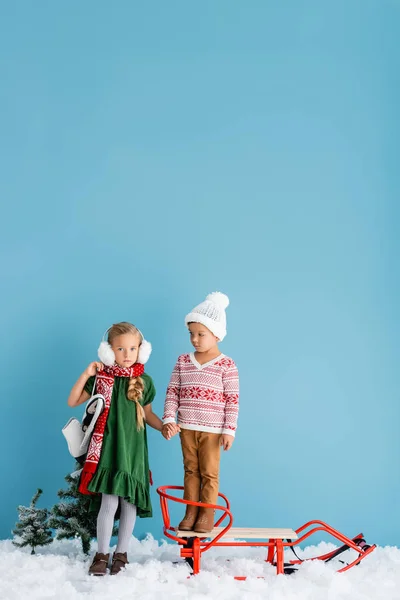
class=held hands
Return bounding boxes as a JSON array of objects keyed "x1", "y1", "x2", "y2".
[
  {"x1": 85, "y1": 362, "x2": 104, "y2": 377},
  {"x1": 162, "y1": 423, "x2": 181, "y2": 440},
  {"x1": 220, "y1": 434, "x2": 234, "y2": 451}
]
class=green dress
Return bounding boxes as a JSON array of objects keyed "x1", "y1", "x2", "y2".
[{"x1": 84, "y1": 373, "x2": 155, "y2": 518}]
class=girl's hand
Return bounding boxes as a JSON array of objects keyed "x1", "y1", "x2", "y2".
[
  {"x1": 85, "y1": 362, "x2": 104, "y2": 377},
  {"x1": 162, "y1": 423, "x2": 180, "y2": 440},
  {"x1": 220, "y1": 434, "x2": 234, "y2": 451}
]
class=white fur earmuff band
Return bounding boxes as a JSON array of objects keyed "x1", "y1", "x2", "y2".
[{"x1": 97, "y1": 327, "x2": 152, "y2": 366}]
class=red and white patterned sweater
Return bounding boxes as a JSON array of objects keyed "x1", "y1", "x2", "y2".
[{"x1": 162, "y1": 353, "x2": 239, "y2": 436}]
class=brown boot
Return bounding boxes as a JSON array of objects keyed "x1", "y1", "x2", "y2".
[
  {"x1": 88, "y1": 552, "x2": 110, "y2": 576},
  {"x1": 194, "y1": 508, "x2": 214, "y2": 534},
  {"x1": 110, "y1": 552, "x2": 129, "y2": 575},
  {"x1": 178, "y1": 504, "x2": 199, "y2": 531}
]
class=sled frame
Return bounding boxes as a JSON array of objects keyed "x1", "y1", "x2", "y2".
[{"x1": 157, "y1": 485, "x2": 376, "y2": 577}]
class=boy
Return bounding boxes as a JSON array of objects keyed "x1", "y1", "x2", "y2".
[{"x1": 162, "y1": 292, "x2": 239, "y2": 533}]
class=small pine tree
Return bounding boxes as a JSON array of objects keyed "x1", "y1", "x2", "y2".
[
  {"x1": 13, "y1": 489, "x2": 53, "y2": 555},
  {"x1": 49, "y1": 468, "x2": 118, "y2": 555}
]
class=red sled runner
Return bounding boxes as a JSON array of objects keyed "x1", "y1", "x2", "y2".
[{"x1": 157, "y1": 485, "x2": 376, "y2": 577}]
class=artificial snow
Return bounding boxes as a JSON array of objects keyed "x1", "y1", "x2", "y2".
[{"x1": 0, "y1": 535, "x2": 399, "y2": 599}]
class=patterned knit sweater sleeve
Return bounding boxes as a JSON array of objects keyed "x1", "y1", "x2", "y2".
[
  {"x1": 222, "y1": 360, "x2": 240, "y2": 436},
  {"x1": 162, "y1": 356, "x2": 181, "y2": 424}
]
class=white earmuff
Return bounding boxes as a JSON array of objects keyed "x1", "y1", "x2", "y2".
[
  {"x1": 138, "y1": 339, "x2": 152, "y2": 364},
  {"x1": 97, "y1": 339, "x2": 115, "y2": 366},
  {"x1": 97, "y1": 326, "x2": 152, "y2": 366}
]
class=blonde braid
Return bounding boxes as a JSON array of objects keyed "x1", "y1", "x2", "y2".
[{"x1": 127, "y1": 376, "x2": 145, "y2": 431}]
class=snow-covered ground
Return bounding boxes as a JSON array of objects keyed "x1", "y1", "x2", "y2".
[{"x1": 1, "y1": 536, "x2": 399, "y2": 600}]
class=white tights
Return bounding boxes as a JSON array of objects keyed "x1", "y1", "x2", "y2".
[{"x1": 97, "y1": 493, "x2": 137, "y2": 554}]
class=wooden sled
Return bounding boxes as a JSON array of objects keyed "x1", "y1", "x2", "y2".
[{"x1": 157, "y1": 485, "x2": 376, "y2": 577}]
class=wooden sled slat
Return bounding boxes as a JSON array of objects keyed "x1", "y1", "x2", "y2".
[{"x1": 175, "y1": 526, "x2": 298, "y2": 539}]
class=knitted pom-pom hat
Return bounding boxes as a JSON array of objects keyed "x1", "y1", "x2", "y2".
[{"x1": 185, "y1": 292, "x2": 230, "y2": 341}]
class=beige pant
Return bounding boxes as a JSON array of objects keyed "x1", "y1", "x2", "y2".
[{"x1": 180, "y1": 428, "x2": 221, "y2": 506}]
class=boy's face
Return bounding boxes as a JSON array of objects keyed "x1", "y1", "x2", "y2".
[
  {"x1": 188, "y1": 322, "x2": 219, "y2": 353},
  {"x1": 110, "y1": 333, "x2": 141, "y2": 367}
]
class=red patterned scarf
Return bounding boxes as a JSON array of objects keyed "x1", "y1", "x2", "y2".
[{"x1": 79, "y1": 363, "x2": 144, "y2": 495}]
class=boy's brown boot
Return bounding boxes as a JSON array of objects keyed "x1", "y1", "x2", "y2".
[
  {"x1": 88, "y1": 552, "x2": 109, "y2": 576},
  {"x1": 110, "y1": 552, "x2": 129, "y2": 575},
  {"x1": 178, "y1": 504, "x2": 199, "y2": 531},
  {"x1": 193, "y1": 508, "x2": 214, "y2": 534}
]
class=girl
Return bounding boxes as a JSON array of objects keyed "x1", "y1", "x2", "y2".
[
  {"x1": 67, "y1": 322, "x2": 175, "y2": 576},
  {"x1": 162, "y1": 292, "x2": 239, "y2": 534}
]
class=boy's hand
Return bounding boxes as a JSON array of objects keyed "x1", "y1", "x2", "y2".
[
  {"x1": 220, "y1": 434, "x2": 234, "y2": 451},
  {"x1": 162, "y1": 423, "x2": 181, "y2": 440},
  {"x1": 85, "y1": 362, "x2": 104, "y2": 377}
]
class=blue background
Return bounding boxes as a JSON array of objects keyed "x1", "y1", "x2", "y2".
[{"x1": 1, "y1": 0, "x2": 399, "y2": 546}]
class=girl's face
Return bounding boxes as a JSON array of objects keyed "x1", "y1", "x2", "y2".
[
  {"x1": 188, "y1": 323, "x2": 219, "y2": 353},
  {"x1": 110, "y1": 332, "x2": 141, "y2": 367}
]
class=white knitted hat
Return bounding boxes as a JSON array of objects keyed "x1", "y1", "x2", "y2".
[{"x1": 185, "y1": 292, "x2": 230, "y2": 341}]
